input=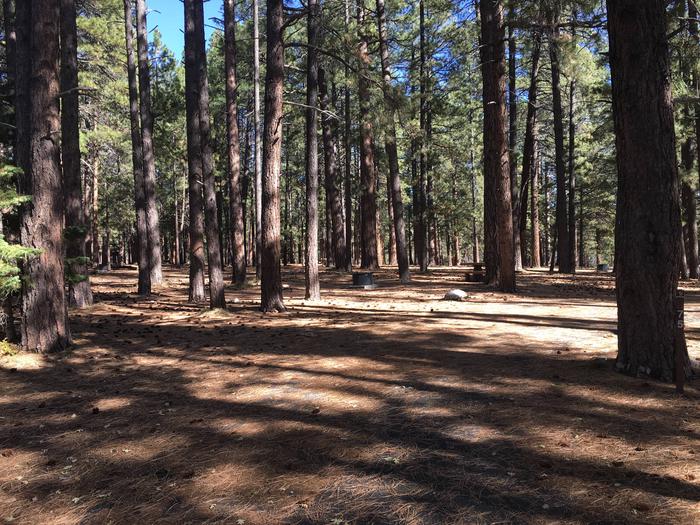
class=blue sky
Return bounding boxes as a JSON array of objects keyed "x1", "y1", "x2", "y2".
[{"x1": 147, "y1": 0, "x2": 220, "y2": 59}]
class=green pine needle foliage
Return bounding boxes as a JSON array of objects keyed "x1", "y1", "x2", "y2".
[{"x1": 0, "y1": 165, "x2": 40, "y2": 301}]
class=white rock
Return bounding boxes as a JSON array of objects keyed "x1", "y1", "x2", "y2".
[{"x1": 443, "y1": 289, "x2": 469, "y2": 301}]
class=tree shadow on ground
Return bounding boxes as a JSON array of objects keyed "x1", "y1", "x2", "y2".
[{"x1": 0, "y1": 266, "x2": 698, "y2": 524}]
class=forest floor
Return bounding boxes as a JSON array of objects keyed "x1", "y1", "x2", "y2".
[{"x1": 0, "y1": 265, "x2": 699, "y2": 525}]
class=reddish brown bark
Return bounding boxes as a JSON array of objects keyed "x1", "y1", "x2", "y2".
[
  {"x1": 479, "y1": 0, "x2": 516, "y2": 292},
  {"x1": 260, "y1": 0, "x2": 285, "y2": 312},
  {"x1": 19, "y1": 0, "x2": 70, "y2": 352},
  {"x1": 357, "y1": 0, "x2": 378, "y2": 270},
  {"x1": 61, "y1": 0, "x2": 93, "y2": 307},
  {"x1": 607, "y1": 0, "x2": 691, "y2": 381},
  {"x1": 123, "y1": 0, "x2": 150, "y2": 295},
  {"x1": 224, "y1": 0, "x2": 246, "y2": 287},
  {"x1": 135, "y1": 0, "x2": 163, "y2": 284}
]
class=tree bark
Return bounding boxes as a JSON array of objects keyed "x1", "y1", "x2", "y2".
[
  {"x1": 519, "y1": 31, "x2": 541, "y2": 267},
  {"x1": 61, "y1": 0, "x2": 93, "y2": 308},
  {"x1": 4, "y1": 0, "x2": 16, "y2": 153},
  {"x1": 508, "y1": 17, "x2": 521, "y2": 271},
  {"x1": 224, "y1": 0, "x2": 246, "y2": 288},
  {"x1": 479, "y1": 0, "x2": 516, "y2": 292},
  {"x1": 568, "y1": 78, "x2": 577, "y2": 271},
  {"x1": 253, "y1": 0, "x2": 263, "y2": 281},
  {"x1": 183, "y1": 0, "x2": 206, "y2": 303},
  {"x1": 548, "y1": 17, "x2": 572, "y2": 274},
  {"x1": 682, "y1": 180, "x2": 698, "y2": 278},
  {"x1": 319, "y1": 69, "x2": 347, "y2": 271},
  {"x1": 260, "y1": 0, "x2": 285, "y2": 312},
  {"x1": 135, "y1": 0, "x2": 162, "y2": 284},
  {"x1": 304, "y1": 0, "x2": 321, "y2": 300},
  {"x1": 192, "y1": 0, "x2": 225, "y2": 308},
  {"x1": 357, "y1": 0, "x2": 378, "y2": 270},
  {"x1": 376, "y1": 0, "x2": 409, "y2": 281},
  {"x1": 416, "y1": 0, "x2": 428, "y2": 272},
  {"x1": 123, "y1": 0, "x2": 151, "y2": 295},
  {"x1": 342, "y1": 0, "x2": 353, "y2": 272},
  {"x1": 607, "y1": 0, "x2": 691, "y2": 381},
  {"x1": 19, "y1": 0, "x2": 70, "y2": 352},
  {"x1": 531, "y1": 144, "x2": 541, "y2": 267}
]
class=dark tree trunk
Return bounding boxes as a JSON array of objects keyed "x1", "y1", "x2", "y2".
[
  {"x1": 304, "y1": 0, "x2": 320, "y2": 300},
  {"x1": 19, "y1": 0, "x2": 70, "y2": 352},
  {"x1": 548, "y1": 18, "x2": 572, "y2": 274},
  {"x1": 357, "y1": 0, "x2": 378, "y2": 270},
  {"x1": 470, "y1": 158, "x2": 480, "y2": 264},
  {"x1": 61, "y1": 0, "x2": 93, "y2": 308},
  {"x1": 479, "y1": 0, "x2": 516, "y2": 292},
  {"x1": 376, "y1": 0, "x2": 409, "y2": 282},
  {"x1": 531, "y1": 145, "x2": 541, "y2": 267},
  {"x1": 184, "y1": 0, "x2": 206, "y2": 303},
  {"x1": 4, "y1": 0, "x2": 16, "y2": 154},
  {"x1": 681, "y1": 140, "x2": 699, "y2": 279},
  {"x1": 192, "y1": 0, "x2": 225, "y2": 308},
  {"x1": 682, "y1": 181, "x2": 699, "y2": 278},
  {"x1": 416, "y1": 0, "x2": 428, "y2": 272},
  {"x1": 123, "y1": 0, "x2": 150, "y2": 295},
  {"x1": 135, "y1": 0, "x2": 163, "y2": 284},
  {"x1": 260, "y1": 0, "x2": 285, "y2": 312},
  {"x1": 253, "y1": 0, "x2": 262, "y2": 281},
  {"x1": 342, "y1": 0, "x2": 352, "y2": 272},
  {"x1": 319, "y1": 70, "x2": 347, "y2": 270},
  {"x1": 519, "y1": 32, "x2": 541, "y2": 267},
  {"x1": 568, "y1": 78, "x2": 577, "y2": 272},
  {"x1": 224, "y1": 0, "x2": 246, "y2": 287},
  {"x1": 607, "y1": 0, "x2": 691, "y2": 381},
  {"x1": 508, "y1": 17, "x2": 521, "y2": 271}
]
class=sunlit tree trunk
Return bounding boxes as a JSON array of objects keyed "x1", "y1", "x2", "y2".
[
  {"x1": 224, "y1": 0, "x2": 246, "y2": 287},
  {"x1": 607, "y1": 0, "x2": 691, "y2": 381},
  {"x1": 61, "y1": 0, "x2": 93, "y2": 307},
  {"x1": 135, "y1": 0, "x2": 163, "y2": 284},
  {"x1": 304, "y1": 0, "x2": 320, "y2": 300},
  {"x1": 357, "y1": 0, "x2": 378, "y2": 270},
  {"x1": 519, "y1": 31, "x2": 541, "y2": 267},
  {"x1": 18, "y1": 0, "x2": 70, "y2": 352},
  {"x1": 548, "y1": 14, "x2": 572, "y2": 274},
  {"x1": 184, "y1": 0, "x2": 206, "y2": 302},
  {"x1": 479, "y1": 0, "x2": 516, "y2": 292},
  {"x1": 260, "y1": 0, "x2": 285, "y2": 312}
]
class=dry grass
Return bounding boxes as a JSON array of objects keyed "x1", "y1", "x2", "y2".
[{"x1": 0, "y1": 265, "x2": 698, "y2": 525}]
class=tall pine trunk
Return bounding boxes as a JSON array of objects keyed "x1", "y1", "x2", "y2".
[
  {"x1": 357, "y1": 0, "x2": 378, "y2": 270},
  {"x1": 184, "y1": 0, "x2": 206, "y2": 302},
  {"x1": 416, "y1": 0, "x2": 428, "y2": 272},
  {"x1": 4, "y1": 0, "x2": 16, "y2": 153},
  {"x1": 192, "y1": 0, "x2": 225, "y2": 308},
  {"x1": 479, "y1": 0, "x2": 516, "y2": 292},
  {"x1": 518, "y1": 31, "x2": 541, "y2": 267},
  {"x1": 531, "y1": 146, "x2": 541, "y2": 267},
  {"x1": 508, "y1": 18, "x2": 521, "y2": 271},
  {"x1": 260, "y1": 0, "x2": 285, "y2": 312},
  {"x1": 319, "y1": 69, "x2": 347, "y2": 270},
  {"x1": 568, "y1": 78, "x2": 577, "y2": 271},
  {"x1": 607, "y1": 0, "x2": 691, "y2": 381},
  {"x1": 135, "y1": 0, "x2": 162, "y2": 284},
  {"x1": 304, "y1": 0, "x2": 320, "y2": 300},
  {"x1": 224, "y1": 0, "x2": 246, "y2": 287},
  {"x1": 123, "y1": 0, "x2": 150, "y2": 295},
  {"x1": 376, "y1": 0, "x2": 409, "y2": 282},
  {"x1": 18, "y1": 0, "x2": 70, "y2": 352},
  {"x1": 548, "y1": 18, "x2": 572, "y2": 273},
  {"x1": 61, "y1": 0, "x2": 93, "y2": 307},
  {"x1": 253, "y1": 0, "x2": 263, "y2": 281}
]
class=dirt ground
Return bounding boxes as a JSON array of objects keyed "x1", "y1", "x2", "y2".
[{"x1": 0, "y1": 265, "x2": 698, "y2": 525}]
